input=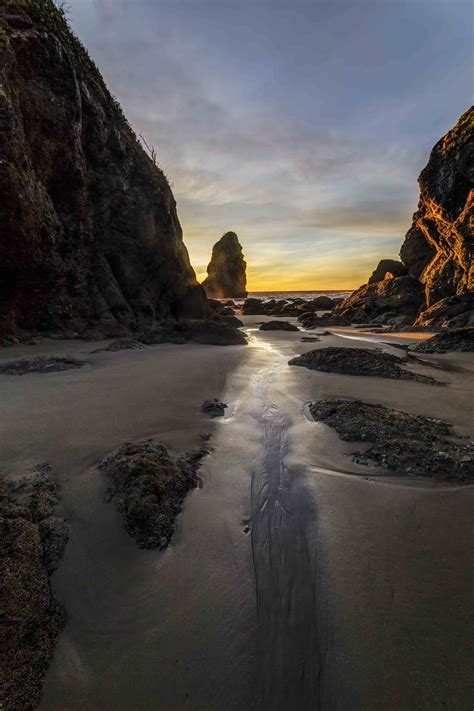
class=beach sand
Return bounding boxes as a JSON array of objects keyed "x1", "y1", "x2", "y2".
[{"x1": 1, "y1": 320, "x2": 472, "y2": 710}]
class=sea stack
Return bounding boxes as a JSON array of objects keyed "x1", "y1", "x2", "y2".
[
  {"x1": 0, "y1": 1, "x2": 207, "y2": 337},
  {"x1": 202, "y1": 232, "x2": 248, "y2": 299}
]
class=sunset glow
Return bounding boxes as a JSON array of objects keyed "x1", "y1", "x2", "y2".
[{"x1": 68, "y1": 0, "x2": 470, "y2": 289}]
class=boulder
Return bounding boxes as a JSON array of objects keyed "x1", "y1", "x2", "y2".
[
  {"x1": 409, "y1": 327, "x2": 474, "y2": 353},
  {"x1": 140, "y1": 319, "x2": 247, "y2": 346},
  {"x1": 334, "y1": 276, "x2": 424, "y2": 323},
  {"x1": 368, "y1": 259, "x2": 407, "y2": 284},
  {"x1": 99, "y1": 439, "x2": 209, "y2": 548},
  {"x1": 242, "y1": 298, "x2": 266, "y2": 315},
  {"x1": 259, "y1": 320, "x2": 299, "y2": 331},
  {"x1": 202, "y1": 232, "x2": 248, "y2": 298},
  {"x1": 289, "y1": 346, "x2": 437, "y2": 383},
  {"x1": 201, "y1": 400, "x2": 227, "y2": 417},
  {"x1": 414, "y1": 293, "x2": 474, "y2": 328},
  {"x1": 309, "y1": 399, "x2": 474, "y2": 480}
]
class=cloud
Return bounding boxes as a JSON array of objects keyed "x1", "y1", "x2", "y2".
[{"x1": 68, "y1": 0, "x2": 470, "y2": 289}]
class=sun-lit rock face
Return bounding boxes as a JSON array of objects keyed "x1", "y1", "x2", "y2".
[
  {"x1": 336, "y1": 107, "x2": 473, "y2": 328},
  {"x1": 401, "y1": 106, "x2": 473, "y2": 313},
  {"x1": 202, "y1": 232, "x2": 248, "y2": 299},
  {"x1": 0, "y1": 0, "x2": 207, "y2": 336}
]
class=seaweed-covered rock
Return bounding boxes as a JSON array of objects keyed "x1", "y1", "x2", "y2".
[
  {"x1": 202, "y1": 232, "x2": 247, "y2": 298},
  {"x1": 409, "y1": 327, "x2": 474, "y2": 353},
  {"x1": 0, "y1": 1, "x2": 206, "y2": 337},
  {"x1": 99, "y1": 439, "x2": 210, "y2": 548},
  {"x1": 0, "y1": 356, "x2": 85, "y2": 375},
  {"x1": 91, "y1": 338, "x2": 146, "y2": 353},
  {"x1": 309, "y1": 399, "x2": 474, "y2": 480},
  {"x1": 259, "y1": 320, "x2": 299, "y2": 331},
  {"x1": 0, "y1": 466, "x2": 68, "y2": 710},
  {"x1": 289, "y1": 346, "x2": 438, "y2": 383}
]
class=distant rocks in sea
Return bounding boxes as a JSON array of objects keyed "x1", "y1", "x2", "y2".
[
  {"x1": 241, "y1": 295, "x2": 340, "y2": 317},
  {"x1": 99, "y1": 439, "x2": 210, "y2": 549},
  {"x1": 202, "y1": 232, "x2": 248, "y2": 299},
  {"x1": 309, "y1": 399, "x2": 474, "y2": 480}
]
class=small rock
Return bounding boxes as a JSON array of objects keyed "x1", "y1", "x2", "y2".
[{"x1": 202, "y1": 399, "x2": 227, "y2": 418}]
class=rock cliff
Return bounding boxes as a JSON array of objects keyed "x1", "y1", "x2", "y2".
[
  {"x1": 0, "y1": 0, "x2": 207, "y2": 337},
  {"x1": 337, "y1": 107, "x2": 473, "y2": 328},
  {"x1": 401, "y1": 107, "x2": 473, "y2": 305},
  {"x1": 202, "y1": 232, "x2": 248, "y2": 298}
]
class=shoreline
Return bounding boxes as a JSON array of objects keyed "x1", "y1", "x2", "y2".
[{"x1": 0, "y1": 319, "x2": 473, "y2": 709}]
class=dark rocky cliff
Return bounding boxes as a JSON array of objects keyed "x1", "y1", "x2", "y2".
[
  {"x1": 0, "y1": 0, "x2": 207, "y2": 337},
  {"x1": 337, "y1": 107, "x2": 473, "y2": 328},
  {"x1": 402, "y1": 106, "x2": 473, "y2": 326},
  {"x1": 202, "y1": 232, "x2": 248, "y2": 299}
]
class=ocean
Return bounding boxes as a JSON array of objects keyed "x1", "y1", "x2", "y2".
[{"x1": 245, "y1": 290, "x2": 352, "y2": 302}]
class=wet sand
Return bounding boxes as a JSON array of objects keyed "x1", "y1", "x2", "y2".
[{"x1": 0, "y1": 322, "x2": 473, "y2": 710}]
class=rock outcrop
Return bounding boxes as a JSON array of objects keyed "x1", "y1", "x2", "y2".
[
  {"x1": 309, "y1": 399, "x2": 474, "y2": 480},
  {"x1": 0, "y1": 1, "x2": 207, "y2": 337},
  {"x1": 336, "y1": 107, "x2": 473, "y2": 328},
  {"x1": 409, "y1": 327, "x2": 474, "y2": 353},
  {"x1": 368, "y1": 259, "x2": 407, "y2": 284},
  {"x1": 99, "y1": 439, "x2": 210, "y2": 548},
  {"x1": 0, "y1": 466, "x2": 68, "y2": 710},
  {"x1": 202, "y1": 232, "x2": 248, "y2": 298},
  {"x1": 334, "y1": 276, "x2": 424, "y2": 327},
  {"x1": 400, "y1": 107, "x2": 473, "y2": 310},
  {"x1": 289, "y1": 346, "x2": 438, "y2": 383}
]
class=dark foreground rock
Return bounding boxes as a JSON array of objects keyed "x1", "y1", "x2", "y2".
[
  {"x1": 309, "y1": 399, "x2": 474, "y2": 480},
  {"x1": 259, "y1": 320, "x2": 299, "y2": 331},
  {"x1": 91, "y1": 338, "x2": 146, "y2": 353},
  {"x1": 0, "y1": 356, "x2": 85, "y2": 375},
  {"x1": 202, "y1": 232, "x2": 248, "y2": 298},
  {"x1": 99, "y1": 439, "x2": 210, "y2": 548},
  {"x1": 140, "y1": 319, "x2": 247, "y2": 346},
  {"x1": 0, "y1": 466, "x2": 68, "y2": 710},
  {"x1": 409, "y1": 327, "x2": 474, "y2": 353},
  {"x1": 202, "y1": 400, "x2": 227, "y2": 417},
  {"x1": 289, "y1": 347, "x2": 439, "y2": 384}
]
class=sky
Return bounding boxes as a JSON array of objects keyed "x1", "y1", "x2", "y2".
[{"x1": 67, "y1": 0, "x2": 472, "y2": 290}]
